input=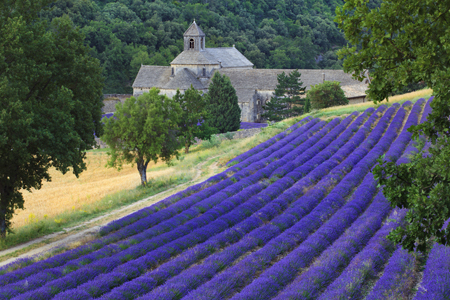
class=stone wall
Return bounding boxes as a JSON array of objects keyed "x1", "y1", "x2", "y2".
[
  {"x1": 195, "y1": 127, "x2": 263, "y2": 145},
  {"x1": 94, "y1": 137, "x2": 108, "y2": 149},
  {"x1": 104, "y1": 94, "x2": 132, "y2": 100},
  {"x1": 102, "y1": 94, "x2": 132, "y2": 113},
  {"x1": 348, "y1": 96, "x2": 367, "y2": 105},
  {"x1": 102, "y1": 99, "x2": 121, "y2": 113},
  {"x1": 220, "y1": 128, "x2": 263, "y2": 140}
]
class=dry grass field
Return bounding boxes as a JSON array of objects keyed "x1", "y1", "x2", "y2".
[{"x1": 13, "y1": 152, "x2": 172, "y2": 228}]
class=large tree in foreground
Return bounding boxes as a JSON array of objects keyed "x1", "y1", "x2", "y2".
[
  {"x1": 102, "y1": 88, "x2": 181, "y2": 186},
  {"x1": 336, "y1": 0, "x2": 450, "y2": 252},
  {"x1": 205, "y1": 72, "x2": 241, "y2": 134},
  {"x1": 0, "y1": 0, "x2": 104, "y2": 237},
  {"x1": 173, "y1": 86, "x2": 216, "y2": 154}
]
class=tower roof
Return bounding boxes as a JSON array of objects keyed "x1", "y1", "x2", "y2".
[{"x1": 184, "y1": 21, "x2": 205, "y2": 37}]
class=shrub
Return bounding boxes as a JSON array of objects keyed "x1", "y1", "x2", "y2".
[{"x1": 307, "y1": 81, "x2": 348, "y2": 110}]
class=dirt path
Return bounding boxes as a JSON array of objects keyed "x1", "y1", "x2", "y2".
[{"x1": 0, "y1": 157, "x2": 224, "y2": 268}]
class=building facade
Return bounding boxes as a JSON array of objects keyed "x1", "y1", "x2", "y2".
[{"x1": 132, "y1": 21, "x2": 368, "y2": 122}]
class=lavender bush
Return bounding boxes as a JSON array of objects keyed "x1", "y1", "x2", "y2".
[{"x1": 0, "y1": 98, "x2": 439, "y2": 300}]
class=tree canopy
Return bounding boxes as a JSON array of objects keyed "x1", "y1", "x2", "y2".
[
  {"x1": 263, "y1": 69, "x2": 306, "y2": 121},
  {"x1": 101, "y1": 88, "x2": 181, "y2": 186},
  {"x1": 307, "y1": 81, "x2": 348, "y2": 110},
  {"x1": 205, "y1": 72, "x2": 241, "y2": 134},
  {"x1": 173, "y1": 86, "x2": 216, "y2": 154},
  {"x1": 0, "y1": 0, "x2": 104, "y2": 237},
  {"x1": 336, "y1": 0, "x2": 450, "y2": 252}
]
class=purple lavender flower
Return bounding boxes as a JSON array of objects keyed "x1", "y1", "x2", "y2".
[{"x1": 414, "y1": 243, "x2": 450, "y2": 300}]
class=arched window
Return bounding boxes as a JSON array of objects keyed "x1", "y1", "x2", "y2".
[
  {"x1": 200, "y1": 37, "x2": 203, "y2": 49},
  {"x1": 189, "y1": 39, "x2": 194, "y2": 49},
  {"x1": 202, "y1": 68, "x2": 206, "y2": 77},
  {"x1": 171, "y1": 67, "x2": 174, "y2": 75}
]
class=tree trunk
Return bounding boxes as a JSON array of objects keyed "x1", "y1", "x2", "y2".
[
  {"x1": 185, "y1": 140, "x2": 190, "y2": 154},
  {"x1": 137, "y1": 160, "x2": 149, "y2": 186},
  {"x1": 0, "y1": 184, "x2": 7, "y2": 238},
  {"x1": 0, "y1": 209, "x2": 6, "y2": 238}
]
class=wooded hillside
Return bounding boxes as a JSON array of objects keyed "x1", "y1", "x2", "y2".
[{"x1": 40, "y1": 0, "x2": 380, "y2": 93}]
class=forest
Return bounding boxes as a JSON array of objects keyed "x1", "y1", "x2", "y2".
[{"x1": 40, "y1": 0, "x2": 380, "y2": 93}]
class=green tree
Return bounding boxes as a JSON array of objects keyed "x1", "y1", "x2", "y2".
[
  {"x1": 337, "y1": 0, "x2": 450, "y2": 252},
  {"x1": 0, "y1": 0, "x2": 104, "y2": 237},
  {"x1": 173, "y1": 86, "x2": 216, "y2": 154},
  {"x1": 261, "y1": 97, "x2": 288, "y2": 122},
  {"x1": 307, "y1": 81, "x2": 348, "y2": 110},
  {"x1": 102, "y1": 88, "x2": 182, "y2": 186},
  {"x1": 205, "y1": 72, "x2": 241, "y2": 133},
  {"x1": 304, "y1": 97, "x2": 311, "y2": 114},
  {"x1": 262, "y1": 69, "x2": 306, "y2": 121}
]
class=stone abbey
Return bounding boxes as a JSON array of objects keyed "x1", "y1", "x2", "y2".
[{"x1": 132, "y1": 21, "x2": 368, "y2": 122}]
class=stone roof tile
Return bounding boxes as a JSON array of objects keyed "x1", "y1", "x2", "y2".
[
  {"x1": 206, "y1": 48, "x2": 254, "y2": 68},
  {"x1": 204, "y1": 69, "x2": 368, "y2": 102},
  {"x1": 171, "y1": 50, "x2": 219, "y2": 65},
  {"x1": 213, "y1": 69, "x2": 367, "y2": 98},
  {"x1": 163, "y1": 68, "x2": 205, "y2": 90},
  {"x1": 132, "y1": 66, "x2": 171, "y2": 88},
  {"x1": 170, "y1": 47, "x2": 253, "y2": 68}
]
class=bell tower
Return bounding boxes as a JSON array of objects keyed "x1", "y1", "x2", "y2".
[{"x1": 183, "y1": 20, "x2": 206, "y2": 51}]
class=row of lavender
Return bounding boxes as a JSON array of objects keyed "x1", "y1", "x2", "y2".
[
  {"x1": 0, "y1": 102, "x2": 412, "y2": 298},
  {"x1": 58, "y1": 105, "x2": 384, "y2": 296},
  {"x1": 0, "y1": 107, "x2": 366, "y2": 298},
  {"x1": 180, "y1": 100, "x2": 418, "y2": 300},
  {"x1": 0, "y1": 114, "x2": 336, "y2": 298},
  {"x1": 2, "y1": 98, "x2": 447, "y2": 300}
]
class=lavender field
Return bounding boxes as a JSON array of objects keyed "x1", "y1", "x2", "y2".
[
  {"x1": 239, "y1": 122, "x2": 268, "y2": 130},
  {"x1": 2, "y1": 97, "x2": 449, "y2": 300}
]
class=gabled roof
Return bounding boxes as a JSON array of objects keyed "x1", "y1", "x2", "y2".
[
  {"x1": 171, "y1": 50, "x2": 219, "y2": 65},
  {"x1": 163, "y1": 68, "x2": 205, "y2": 90},
  {"x1": 132, "y1": 66, "x2": 171, "y2": 88},
  {"x1": 184, "y1": 21, "x2": 205, "y2": 37},
  {"x1": 132, "y1": 66, "x2": 205, "y2": 90},
  {"x1": 170, "y1": 47, "x2": 253, "y2": 68},
  {"x1": 206, "y1": 48, "x2": 254, "y2": 68}
]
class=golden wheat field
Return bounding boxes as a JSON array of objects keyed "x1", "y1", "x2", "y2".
[{"x1": 12, "y1": 152, "x2": 170, "y2": 228}]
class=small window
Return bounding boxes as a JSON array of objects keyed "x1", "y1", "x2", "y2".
[
  {"x1": 257, "y1": 100, "x2": 261, "y2": 106},
  {"x1": 202, "y1": 68, "x2": 206, "y2": 77},
  {"x1": 171, "y1": 67, "x2": 174, "y2": 75},
  {"x1": 201, "y1": 37, "x2": 203, "y2": 49},
  {"x1": 189, "y1": 38, "x2": 195, "y2": 49}
]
